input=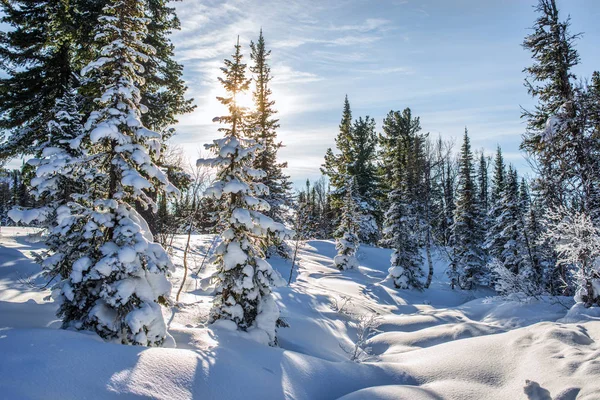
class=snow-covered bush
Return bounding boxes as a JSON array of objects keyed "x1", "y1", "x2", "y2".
[
  {"x1": 489, "y1": 259, "x2": 543, "y2": 299},
  {"x1": 340, "y1": 312, "x2": 381, "y2": 362},
  {"x1": 544, "y1": 208, "x2": 600, "y2": 307}
]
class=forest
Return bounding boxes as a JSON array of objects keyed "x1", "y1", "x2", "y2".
[{"x1": 0, "y1": 0, "x2": 598, "y2": 399}]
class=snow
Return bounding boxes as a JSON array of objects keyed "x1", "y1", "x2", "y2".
[{"x1": 1, "y1": 228, "x2": 599, "y2": 399}]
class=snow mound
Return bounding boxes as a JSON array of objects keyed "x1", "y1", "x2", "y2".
[{"x1": 1, "y1": 233, "x2": 599, "y2": 399}]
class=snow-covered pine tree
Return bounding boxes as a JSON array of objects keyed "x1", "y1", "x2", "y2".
[
  {"x1": 348, "y1": 116, "x2": 380, "y2": 244},
  {"x1": 247, "y1": 30, "x2": 292, "y2": 255},
  {"x1": 334, "y1": 177, "x2": 361, "y2": 271},
  {"x1": 198, "y1": 38, "x2": 289, "y2": 346},
  {"x1": 384, "y1": 175, "x2": 424, "y2": 290},
  {"x1": 450, "y1": 128, "x2": 486, "y2": 289},
  {"x1": 381, "y1": 110, "x2": 424, "y2": 290},
  {"x1": 0, "y1": 0, "x2": 76, "y2": 160},
  {"x1": 322, "y1": 96, "x2": 353, "y2": 217},
  {"x1": 7, "y1": 85, "x2": 84, "y2": 229},
  {"x1": 518, "y1": 178, "x2": 543, "y2": 288},
  {"x1": 496, "y1": 167, "x2": 529, "y2": 275},
  {"x1": 485, "y1": 146, "x2": 506, "y2": 261},
  {"x1": 29, "y1": 87, "x2": 84, "y2": 210},
  {"x1": 521, "y1": 0, "x2": 585, "y2": 210},
  {"x1": 45, "y1": 0, "x2": 178, "y2": 346}
]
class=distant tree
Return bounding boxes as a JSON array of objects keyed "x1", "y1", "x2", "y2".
[
  {"x1": 450, "y1": 129, "x2": 486, "y2": 289},
  {"x1": 322, "y1": 95, "x2": 353, "y2": 216},
  {"x1": 380, "y1": 108, "x2": 425, "y2": 289}
]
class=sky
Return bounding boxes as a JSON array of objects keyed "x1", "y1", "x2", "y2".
[{"x1": 167, "y1": 0, "x2": 600, "y2": 188}]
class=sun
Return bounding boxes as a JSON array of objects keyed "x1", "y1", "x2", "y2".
[{"x1": 235, "y1": 90, "x2": 254, "y2": 111}]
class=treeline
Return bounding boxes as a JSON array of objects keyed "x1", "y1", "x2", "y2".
[{"x1": 301, "y1": 0, "x2": 600, "y2": 307}]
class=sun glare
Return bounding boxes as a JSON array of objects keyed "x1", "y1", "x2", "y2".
[{"x1": 235, "y1": 91, "x2": 255, "y2": 111}]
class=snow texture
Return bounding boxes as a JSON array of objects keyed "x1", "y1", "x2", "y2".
[{"x1": 1, "y1": 229, "x2": 599, "y2": 399}]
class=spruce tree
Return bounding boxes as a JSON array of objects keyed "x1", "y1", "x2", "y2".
[
  {"x1": 0, "y1": 0, "x2": 76, "y2": 159},
  {"x1": 198, "y1": 39, "x2": 288, "y2": 346},
  {"x1": 381, "y1": 109, "x2": 425, "y2": 289},
  {"x1": 348, "y1": 116, "x2": 379, "y2": 243},
  {"x1": 477, "y1": 152, "x2": 489, "y2": 219},
  {"x1": 497, "y1": 168, "x2": 528, "y2": 274},
  {"x1": 384, "y1": 172, "x2": 423, "y2": 290},
  {"x1": 485, "y1": 147, "x2": 507, "y2": 261},
  {"x1": 322, "y1": 95, "x2": 353, "y2": 215},
  {"x1": 247, "y1": 30, "x2": 292, "y2": 245},
  {"x1": 450, "y1": 128, "x2": 485, "y2": 289},
  {"x1": 31, "y1": 0, "x2": 178, "y2": 346},
  {"x1": 521, "y1": 0, "x2": 583, "y2": 209}
]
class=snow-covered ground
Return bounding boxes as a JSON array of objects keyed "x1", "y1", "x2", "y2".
[{"x1": 1, "y1": 227, "x2": 599, "y2": 399}]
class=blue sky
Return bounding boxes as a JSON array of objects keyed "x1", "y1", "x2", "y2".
[{"x1": 169, "y1": 0, "x2": 600, "y2": 187}]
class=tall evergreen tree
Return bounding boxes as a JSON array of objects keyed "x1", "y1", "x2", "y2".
[
  {"x1": 0, "y1": 0, "x2": 193, "y2": 160},
  {"x1": 477, "y1": 152, "x2": 489, "y2": 217},
  {"x1": 485, "y1": 147, "x2": 507, "y2": 261},
  {"x1": 348, "y1": 116, "x2": 379, "y2": 243},
  {"x1": 322, "y1": 95, "x2": 353, "y2": 215},
  {"x1": 0, "y1": 0, "x2": 77, "y2": 159},
  {"x1": 33, "y1": 0, "x2": 178, "y2": 346},
  {"x1": 521, "y1": 0, "x2": 584, "y2": 209},
  {"x1": 198, "y1": 39, "x2": 288, "y2": 346},
  {"x1": 322, "y1": 98, "x2": 379, "y2": 243},
  {"x1": 247, "y1": 30, "x2": 292, "y2": 229},
  {"x1": 384, "y1": 171, "x2": 423, "y2": 290},
  {"x1": 381, "y1": 108, "x2": 425, "y2": 289},
  {"x1": 450, "y1": 128, "x2": 485, "y2": 289}
]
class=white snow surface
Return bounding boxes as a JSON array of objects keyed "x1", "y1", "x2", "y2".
[{"x1": 0, "y1": 227, "x2": 599, "y2": 399}]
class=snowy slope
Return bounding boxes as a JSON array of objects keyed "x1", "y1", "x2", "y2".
[{"x1": 0, "y1": 228, "x2": 599, "y2": 399}]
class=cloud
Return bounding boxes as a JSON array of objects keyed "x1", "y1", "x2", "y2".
[
  {"x1": 326, "y1": 18, "x2": 392, "y2": 33},
  {"x1": 271, "y1": 65, "x2": 322, "y2": 85}
]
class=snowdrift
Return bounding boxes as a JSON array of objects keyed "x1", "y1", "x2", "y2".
[{"x1": 0, "y1": 228, "x2": 598, "y2": 399}]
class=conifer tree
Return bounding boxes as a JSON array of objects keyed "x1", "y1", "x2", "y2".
[
  {"x1": 322, "y1": 95, "x2": 353, "y2": 215},
  {"x1": 384, "y1": 172, "x2": 423, "y2": 289},
  {"x1": 348, "y1": 116, "x2": 379, "y2": 243},
  {"x1": 39, "y1": 0, "x2": 178, "y2": 346},
  {"x1": 485, "y1": 147, "x2": 506, "y2": 261},
  {"x1": 141, "y1": 0, "x2": 195, "y2": 132},
  {"x1": 6, "y1": 0, "x2": 182, "y2": 346},
  {"x1": 497, "y1": 168, "x2": 528, "y2": 274},
  {"x1": 521, "y1": 0, "x2": 584, "y2": 209},
  {"x1": 477, "y1": 152, "x2": 489, "y2": 218},
  {"x1": 450, "y1": 129, "x2": 485, "y2": 289},
  {"x1": 381, "y1": 108, "x2": 425, "y2": 289},
  {"x1": 333, "y1": 177, "x2": 360, "y2": 271},
  {"x1": 322, "y1": 98, "x2": 379, "y2": 243},
  {"x1": 247, "y1": 30, "x2": 292, "y2": 248},
  {"x1": 0, "y1": 0, "x2": 77, "y2": 159},
  {"x1": 198, "y1": 39, "x2": 289, "y2": 346}
]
